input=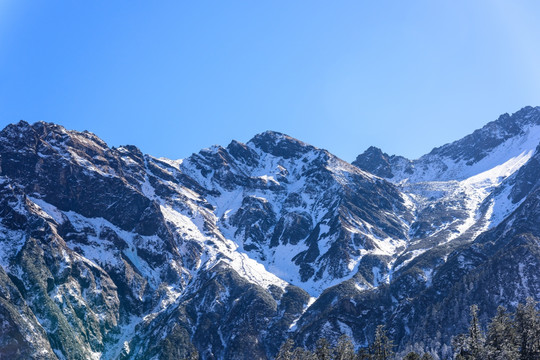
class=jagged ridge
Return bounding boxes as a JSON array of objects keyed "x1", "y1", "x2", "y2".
[{"x1": 0, "y1": 107, "x2": 539, "y2": 359}]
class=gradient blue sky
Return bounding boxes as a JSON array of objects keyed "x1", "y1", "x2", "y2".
[{"x1": 1, "y1": 1, "x2": 540, "y2": 161}]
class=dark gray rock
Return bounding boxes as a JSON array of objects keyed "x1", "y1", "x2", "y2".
[{"x1": 1, "y1": 109, "x2": 540, "y2": 359}]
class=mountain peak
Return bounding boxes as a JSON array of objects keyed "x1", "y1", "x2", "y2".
[
  {"x1": 353, "y1": 106, "x2": 540, "y2": 183},
  {"x1": 2, "y1": 120, "x2": 33, "y2": 135},
  {"x1": 361, "y1": 146, "x2": 386, "y2": 157},
  {"x1": 427, "y1": 105, "x2": 540, "y2": 164},
  {"x1": 352, "y1": 146, "x2": 396, "y2": 178},
  {"x1": 15, "y1": 119, "x2": 31, "y2": 127},
  {"x1": 249, "y1": 130, "x2": 296, "y2": 145},
  {"x1": 248, "y1": 130, "x2": 314, "y2": 159},
  {"x1": 512, "y1": 105, "x2": 540, "y2": 117},
  {"x1": 2, "y1": 112, "x2": 540, "y2": 359}
]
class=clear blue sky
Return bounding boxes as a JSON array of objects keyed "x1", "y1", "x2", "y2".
[{"x1": 1, "y1": 1, "x2": 540, "y2": 161}]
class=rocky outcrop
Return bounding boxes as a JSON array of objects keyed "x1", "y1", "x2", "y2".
[{"x1": 0, "y1": 107, "x2": 540, "y2": 359}]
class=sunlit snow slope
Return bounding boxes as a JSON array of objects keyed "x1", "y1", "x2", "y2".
[
  {"x1": 2, "y1": 106, "x2": 540, "y2": 359},
  {"x1": 354, "y1": 106, "x2": 540, "y2": 274}
]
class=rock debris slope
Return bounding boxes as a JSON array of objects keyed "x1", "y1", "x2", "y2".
[{"x1": 0, "y1": 106, "x2": 539, "y2": 359}]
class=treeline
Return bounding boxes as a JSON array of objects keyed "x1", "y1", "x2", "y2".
[
  {"x1": 274, "y1": 298, "x2": 540, "y2": 360},
  {"x1": 453, "y1": 298, "x2": 540, "y2": 359},
  {"x1": 275, "y1": 325, "x2": 433, "y2": 360}
]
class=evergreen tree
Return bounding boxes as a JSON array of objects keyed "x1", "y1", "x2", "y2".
[
  {"x1": 420, "y1": 353, "x2": 434, "y2": 360},
  {"x1": 291, "y1": 346, "x2": 316, "y2": 360},
  {"x1": 315, "y1": 338, "x2": 333, "y2": 360},
  {"x1": 515, "y1": 297, "x2": 540, "y2": 360},
  {"x1": 468, "y1": 305, "x2": 485, "y2": 359},
  {"x1": 485, "y1": 306, "x2": 518, "y2": 360},
  {"x1": 276, "y1": 339, "x2": 295, "y2": 360},
  {"x1": 452, "y1": 333, "x2": 470, "y2": 360},
  {"x1": 403, "y1": 352, "x2": 421, "y2": 360},
  {"x1": 371, "y1": 325, "x2": 394, "y2": 360},
  {"x1": 451, "y1": 300, "x2": 540, "y2": 360},
  {"x1": 452, "y1": 305, "x2": 486, "y2": 360},
  {"x1": 334, "y1": 335, "x2": 356, "y2": 360},
  {"x1": 356, "y1": 347, "x2": 372, "y2": 360}
]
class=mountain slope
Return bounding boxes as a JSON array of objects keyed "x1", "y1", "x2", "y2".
[
  {"x1": 354, "y1": 106, "x2": 540, "y2": 183},
  {"x1": 353, "y1": 106, "x2": 540, "y2": 268},
  {"x1": 0, "y1": 107, "x2": 539, "y2": 359},
  {"x1": 179, "y1": 131, "x2": 414, "y2": 295},
  {"x1": 0, "y1": 121, "x2": 413, "y2": 359}
]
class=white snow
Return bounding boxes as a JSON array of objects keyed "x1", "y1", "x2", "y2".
[
  {"x1": 288, "y1": 296, "x2": 316, "y2": 331},
  {"x1": 172, "y1": 142, "x2": 418, "y2": 296},
  {"x1": 422, "y1": 268, "x2": 434, "y2": 287},
  {"x1": 488, "y1": 184, "x2": 525, "y2": 228},
  {"x1": 159, "y1": 202, "x2": 288, "y2": 291},
  {"x1": 67, "y1": 149, "x2": 116, "y2": 178},
  {"x1": 396, "y1": 133, "x2": 537, "y2": 247},
  {"x1": 0, "y1": 228, "x2": 26, "y2": 269},
  {"x1": 157, "y1": 157, "x2": 184, "y2": 171},
  {"x1": 140, "y1": 176, "x2": 156, "y2": 199},
  {"x1": 101, "y1": 315, "x2": 142, "y2": 360},
  {"x1": 391, "y1": 124, "x2": 540, "y2": 183},
  {"x1": 29, "y1": 197, "x2": 66, "y2": 224}
]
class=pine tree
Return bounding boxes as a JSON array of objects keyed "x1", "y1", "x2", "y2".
[
  {"x1": 468, "y1": 305, "x2": 485, "y2": 359},
  {"x1": 403, "y1": 352, "x2": 421, "y2": 360},
  {"x1": 356, "y1": 347, "x2": 372, "y2": 360},
  {"x1": 334, "y1": 335, "x2": 356, "y2": 360},
  {"x1": 315, "y1": 338, "x2": 333, "y2": 360},
  {"x1": 276, "y1": 339, "x2": 295, "y2": 360},
  {"x1": 371, "y1": 325, "x2": 394, "y2": 360},
  {"x1": 452, "y1": 333, "x2": 470, "y2": 360},
  {"x1": 485, "y1": 306, "x2": 518, "y2": 360},
  {"x1": 420, "y1": 353, "x2": 434, "y2": 360},
  {"x1": 515, "y1": 297, "x2": 540, "y2": 360},
  {"x1": 291, "y1": 346, "x2": 315, "y2": 360},
  {"x1": 452, "y1": 305, "x2": 486, "y2": 359}
]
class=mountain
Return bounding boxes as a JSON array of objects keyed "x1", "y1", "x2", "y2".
[
  {"x1": 0, "y1": 106, "x2": 539, "y2": 359},
  {"x1": 354, "y1": 106, "x2": 540, "y2": 182},
  {"x1": 346, "y1": 105, "x2": 540, "y2": 355},
  {"x1": 179, "y1": 131, "x2": 413, "y2": 295}
]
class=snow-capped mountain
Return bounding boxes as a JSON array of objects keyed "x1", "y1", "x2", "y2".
[
  {"x1": 178, "y1": 131, "x2": 413, "y2": 296},
  {"x1": 352, "y1": 106, "x2": 540, "y2": 266},
  {"x1": 1, "y1": 106, "x2": 540, "y2": 359},
  {"x1": 354, "y1": 106, "x2": 540, "y2": 183}
]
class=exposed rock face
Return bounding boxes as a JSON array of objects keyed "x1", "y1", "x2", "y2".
[
  {"x1": 352, "y1": 146, "x2": 408, "y2": 179},
  {"x1": 341, "y1": 105, "x2": 540, "y2": 357},
  {"x1": 0, "y1": 106, "x2": 540, "y2": 359},
  {"x1": 354, "y1": 106, "x2": 540, "y2": 182},
  {"x1": 180, "y1": 130, "x2": 413, "y2": 295}
]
